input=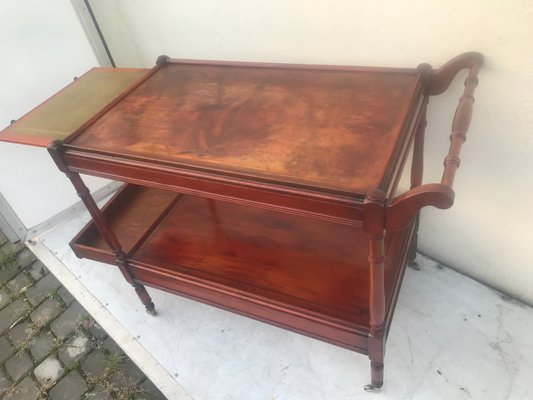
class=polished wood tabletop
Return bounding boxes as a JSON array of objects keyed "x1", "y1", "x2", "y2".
[{"x1": 69, "y1": 62, "x2": 422, "y2": 195}]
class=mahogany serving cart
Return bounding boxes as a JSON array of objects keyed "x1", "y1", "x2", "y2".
[{"x1": 0, "y1": 52, "x2": 483, "y2": 390}]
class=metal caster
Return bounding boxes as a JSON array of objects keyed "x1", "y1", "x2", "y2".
[
  {"x1": 364, "y1": 383, "x2": 382, "y2": 393},
  {"x1": 145, "y1": 304, "x2": 158, "y2": 316},
  {"x1": 408, "y1": 260, "x2": 421, "y2": 270}
]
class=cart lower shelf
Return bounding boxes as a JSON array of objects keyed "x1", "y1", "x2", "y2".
[{"x1": 71, "y1": 184, "x2": 414, "y2": 353}]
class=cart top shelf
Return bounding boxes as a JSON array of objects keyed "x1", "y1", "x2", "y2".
[{"x1": 1, "y1": 59, "x2": 423, "y2": 197}]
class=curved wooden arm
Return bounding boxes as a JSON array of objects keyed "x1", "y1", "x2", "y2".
[
  {"x1": 386, "y1": 184, "x2": 455, "y2": 230},
  {"x1": 427, "y1": 52, "x2": 484, "y2": 95},
  {"x1": 386, "y1": 52, "x2": 483, "y2": 230}
]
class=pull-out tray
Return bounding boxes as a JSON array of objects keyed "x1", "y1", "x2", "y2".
[{"x1": 71, "y1": 184, "x2": 414, "y2": 352}]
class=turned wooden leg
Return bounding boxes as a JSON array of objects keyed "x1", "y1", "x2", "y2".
[
  {"x1": 365, "y1": 361, "x2": 384, "y2": 392},
  {"x1": 48, "y1": 141, "x2": 159, "y2": 316},
  {"x1": 364, "y1": 189, "x2": 387, "y2": 392},
  {"x1": 408, "y1": 214, "x2": 420, "y2": 270},
  {"x1": 407, "y1": 97, "x2": 426, "y2": 272},
  {"x1": 115, "y1": 252, "x2": 157, "y2": 316},
  {"x1": 134, "y1": 283, "x2": 157, "y2": 316},
  {"x1": 365, "y1": 327, "x2": 385, "y2": 392},
  {"x1": 410, "y1": 107, "x2": 426, "y2": 191}
]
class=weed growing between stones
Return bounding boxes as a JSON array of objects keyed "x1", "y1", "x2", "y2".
[{"x1": 85, "y1": 352, "x2": 145, "y2": 400}]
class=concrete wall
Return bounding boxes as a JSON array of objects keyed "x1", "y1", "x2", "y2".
[
  {"x1": 89, "y1": 0, "x2": 533, "y2": 304},
  {"x1": 0, "y1": 0, "x2": 108, "y2": 230}
]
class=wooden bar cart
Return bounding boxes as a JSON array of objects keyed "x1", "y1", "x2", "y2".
[{"x1": 0, "y1": 52, "x2": 483, "y2": 390}]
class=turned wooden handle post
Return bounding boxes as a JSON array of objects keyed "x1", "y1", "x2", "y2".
[
  {"x1": 441, "y1": 62, "x2": 481, "y2": 187},
  {"x1": 386, "y1": 53, "x2": 483, "y2": 231}
]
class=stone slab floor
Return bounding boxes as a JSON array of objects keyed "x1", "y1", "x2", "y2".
[{"x1": 0, "y1": 229, "x2": 167, "y2": 400}]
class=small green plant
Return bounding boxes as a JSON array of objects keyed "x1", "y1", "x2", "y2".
[
  {"x1": 14, "y1": 339, "x2": 31, "y2": 354},
  {"x1": 37, "y1": 382, "x2": 53, "y2": 400},
  {"x1": 86, "y1": 352, "x2": 144, "y2": 400},
  {"x1": 51, "y1": 336, "x2": 66, "y2": 351},
  {"x1": 2, "y1": 384, "x2": 17, "y2": 399},
  {"x1": 111, "y1": 377, "x2": 144, "y2": 400},
  {"x1": 47, "y1": 288, "x2": 60, "y2": 300},
  {"x1": 14, "y1": 320, "x2": 44, "y2": 354},
  {"x1": 104, "y1": 352, "x2": 124, "y2": 375}
]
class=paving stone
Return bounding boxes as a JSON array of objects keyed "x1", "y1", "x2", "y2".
[
  {"x1": 0, "y1": 288, "x2": 10, "y2": 309},
  {"x1": 106, "y1": 352, "x2": 145, "y2": 386},
  {"x1": 0, "y1": 335, "x2": 13, "y2": 363},
  {"x1": 0, "y1": 299, "x2": 30, "y2": 334},
  {"x1": 104, "y1": 355, "x2": 145, "y2": 387},
  {"x1": 122, "y1": 358, "x2": 145, "y2": 384},
  {"x1": 26, "y1": 260, "x2": 47, "y2": 281},
  {"x1": 0, "y1": 231, "x2": 157, "y2": 400},
  {"x1": 7, "y1": 272, "x2": 33, "y2": 296},
  {"x1": 102, "y1": 337, "x2": 122, "y2": 355},
  {"x1": 6, "y1": 351, "x2": 34, "y2": 382},
  {"x1": 0, "y1": 262, "x2": 20, "y2": 284},
  {"x1": 51, "y1": 302, "x2": 86, "y2": 339},
  {"x1": 49, "y1": 370, "x2": 87, "y2": 400},
  {"x1": 16, "y1": 250, "x2": 35, "y2": 269},
  {"x1": 81, "y1": 349, "x2": 107, "y2": 378},
  {"x1": 29, "y1": 331, "x2": 55, "y2": 362},
  {"x1": 83, "y1": 385, "x2": 113, "y2": 400},
  {"x1": 139, "y1": 378, "x2": 168, "y2": 400},
  {"x1": 4, "y1": 376, "x2": 39, "y2": 400},
  {"x1": 88, "y1": 322, "x2": 107, "y2": 341},
  {"x1": 29, "y1": 298, "x2": 64, "y2": 326},
  {"x1": 58, "y1": 287, "x2": 75, "y2": 305},
  {"x1": 25, "y1": 273, "x2": 61, "y2": 306},
  {"x1": 8, "y1": 320, "x2": 32, "y2": 347},
  {"x1": 0, "y1": 369, "x2": 11, "y2": 398},
  {"x1": 33, "y1": 355, "x2": 64, "y2": 385},
  {"x1": 58, "y1": 332, "x2": 93, "y2": 368}
]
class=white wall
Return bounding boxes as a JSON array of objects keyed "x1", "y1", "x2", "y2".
[
  {"x1": 89, "y1": 0, "x2": 533, "y2": 305},
  {"x1": 0, "y1": 0, "x2": 108, "y2": 230}
]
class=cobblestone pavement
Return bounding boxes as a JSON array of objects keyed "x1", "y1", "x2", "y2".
[{"x1": 0, "y1": 230, "x2": 168, "y2": 400}]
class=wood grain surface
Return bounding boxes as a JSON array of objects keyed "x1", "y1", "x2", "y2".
[{"x1": 70, "y1": 63, "x2": 420, "y2": 194}]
